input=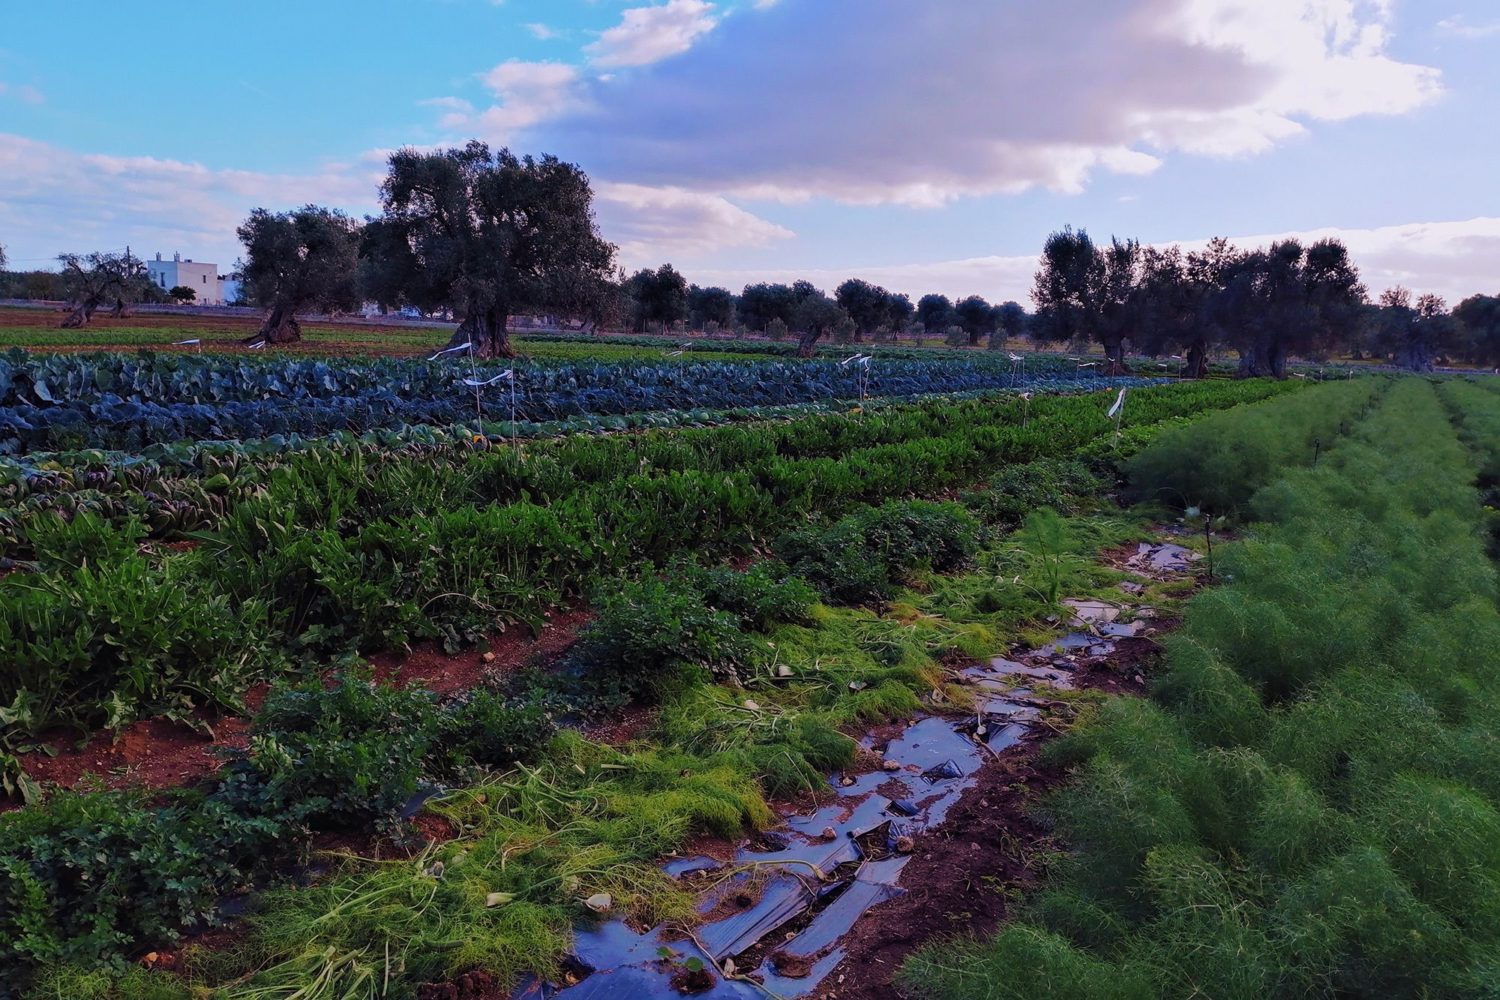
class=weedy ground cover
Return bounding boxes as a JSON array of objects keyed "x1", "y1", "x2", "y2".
[
  {"x1": 902, "y1": 377, "x2": 1500, "y2": 999},
  {"x1": 5, "y1": 467, "x2": 1139, "y2": 997}
]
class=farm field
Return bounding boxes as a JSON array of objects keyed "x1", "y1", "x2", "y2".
[{"x1": 6, "y1": 360, "x2": 1494, "y2": 1000}]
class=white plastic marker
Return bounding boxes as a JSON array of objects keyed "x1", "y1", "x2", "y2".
[
  {"x1": 1108, "y1": 387, "x2": 1128, "y2": 438},
  {"x1": 462, "y1": 370, "x2": 514, "y2": 387},
  {"x1": 667, "y1": 350, "x2": 685, "y2": 357},
  {"x1": 428, "y1": 341, "x2": 474, "y2": 361},
  {"x1": 174, "y1": 339, "x2": 201, "y2": 346},
  {"x1": 247, "y1": 340, "x2": 266, "y2": 350},
  {"x1": 1107, "y1": 387, "x2": 1127, "y2": 418},
  {"x1": 1008, "y1": 353, "x2": 1023, "y2": 362},
  {"x1": 1020, "y1": 390, "x2": 1034, "y2": 428}
]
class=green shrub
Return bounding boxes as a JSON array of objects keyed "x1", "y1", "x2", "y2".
[
  {"x1": 963, "y1": 459, "x2": 1103, "y2": 526},
  {"x1": 0, "y1": 790, "x2": 264, "y2": 977},
  {"x1": 217, "y1": 674, "x2": 440, "y2": 830},
  {"x1": 776, "y1": 499, "x2": 980, "y2": 605},
  {"x1": 570, "y1": 577, "x2": 754, "y2": 700},
  {"x1": 675, "y1": 559, "x2": 817, "y2": 630},
  {"x1": 22, "y1": 511, "x2": 146, "y2": 573},
  {"x1": 439, "y1": 690, "x2": 556, "y2": 772}
]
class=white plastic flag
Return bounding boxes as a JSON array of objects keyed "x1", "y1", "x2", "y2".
[
  {"x1": 428, "y1": 341, "x2": 473, "y2": 361},
  {"x1": 1008, "y1": 353, "x2": 1023, "y2": 362},
  {"x1": 1020, "y1": 391, "x2": 1033, "y2": 401},
  {"x1": 247, "y1": 340, "x2": 266, "y2": 350},
  {"x1": 463, "y1": 370, "x2": 514, "y2": 387},
  {"x1": 1107, "y1": 388, "x2": 1127, "y2": 418},
  {"x1": 174, "y1": 338, "x2": 201, "y2": 346}
]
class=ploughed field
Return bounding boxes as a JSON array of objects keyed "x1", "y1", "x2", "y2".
[{"x1": 5, "y1": 357, "x2": 1492, "y2": 999}]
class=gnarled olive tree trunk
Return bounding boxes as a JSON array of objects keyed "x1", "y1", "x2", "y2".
[
  {"x1": 60, "y1": 295, "x2": 103, "y2": 329},
  {"x1": 1102, "y1": 336, "x2": 1130, "y2": 376},
  {"x1": 450, "y1": 305, "x2": 515, "y2": 359},
  {"x1": 247, "y1": 304, "x2": 302, "y2": 344},
  {"x1": 1184, "y1": 340, "x2": 1208, "y2": 379},
  {"x1": 1236, "y1": 342, "x2": 1288, "y2": 379},
  {"x1": 796, "y1": 328, "x2": 823, "y2": 359}
]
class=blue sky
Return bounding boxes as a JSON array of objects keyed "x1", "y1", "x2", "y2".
[{"x1": 2, "y1": 0, "x2": 1497, "y2": 302}]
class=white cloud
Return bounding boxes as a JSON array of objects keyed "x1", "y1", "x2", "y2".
[
  {"x1": 527, "y1": 22, "x2": 561, "y2": 41},
  {"x1": 0, "y1": 133, "x2": 379, "y2": 269},
  {"x1": 487, "y1": 0, "x2": 1442, "y2": 208},
  {"x1": 594, "y1": 182, "x2": 793, "y2": 265},
  {"x1": 690, "y1": 217, "x2": 1500, "y2": 306},
  {"x1": 1436, "y1": 14, "x2": 1500, "y2": 39},
  {"x1": 0, "y1": 81, "x2": 44, "y2": 105},
  {"x1": 585, "y1": 0, "x2": 718, "y2": 68},
  {"x1": 469, "y1": 60, "x2": 587, "y2": 138}
]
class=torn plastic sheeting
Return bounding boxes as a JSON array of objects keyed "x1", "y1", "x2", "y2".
[
  {"x1": 1062, "y1": 599, "x2": 1121, "y2": 624},
  {"x1": 543, "y1": 963, "x2": 761, "y2": 999},
  {"x1": 778, "y1": 857, "x2": 910, "y2": 961},
  {"x1": 697, "y1": 873, "x2": 824, "y2": 960},
  {"x1": 922, "y1": 759, "x2": 965, "y2": 783},
  {"x1": 759, "y1": 947, "x2": 850, "y2": 998},
  {"x1": 1098, "y1": 621, "x2": 1144, "y2": 638},
  {"x1": 664, "y1": 855, "x2": 723, "y2": 878},
  {"x1": 739, "y1": 827, "x2": 863, "y2": 873}
]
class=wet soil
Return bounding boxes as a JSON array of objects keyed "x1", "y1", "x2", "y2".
[
  {"x1": 516, "y1": 537, "x2": 1197, "y2": 1000},
  {"x1": 812, "y1": 740, "x2": 1066, "y2": 1000}
]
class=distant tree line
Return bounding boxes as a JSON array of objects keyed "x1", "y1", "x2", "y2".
[{"x1": 3, "y1": 153, "x2": 1496, "y2": 371}]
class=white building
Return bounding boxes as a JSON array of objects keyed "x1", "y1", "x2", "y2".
[
  {"x1": 217, "y1": 274, "x2": 244, "y2": 305},
  {"x1": 146, "y1": 252, "x2": 223, "y2": 305}
]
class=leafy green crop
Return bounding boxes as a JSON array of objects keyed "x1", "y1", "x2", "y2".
[{"x1": 904, "y1": 378, "x2": 1500, "y2": 999}]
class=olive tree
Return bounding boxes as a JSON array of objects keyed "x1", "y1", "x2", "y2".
[
  {"x1": 238, "y1": 205, "x2": 361, "y2": 344},
  {"x1": 369, "y1": 141, "x2": 616, "y2": 358},
  {"x1": 57, "y1": 250, "x2": 154, "y2": 328}
]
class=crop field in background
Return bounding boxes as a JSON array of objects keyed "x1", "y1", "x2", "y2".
[{"x1": 3, "y1": 339, "x2": 1495, "y2": 1000}]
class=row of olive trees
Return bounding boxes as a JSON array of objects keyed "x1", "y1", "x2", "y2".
[
  {"x1": 37, "y1": 142, "x2": 615, "y2": 358},
  {"x1": 1027, "y1": 227, "x2": 1500, "y2": 375},
  {"x1": 232, "y1": 143, "x2": 615, "y2": 355},
  {"x1": 619, "y1": 267, "x2": 1029, "y2": 358}
]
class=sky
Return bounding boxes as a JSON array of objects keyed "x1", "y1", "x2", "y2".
[{"x1": 1, "y1": 0, "x2": 1497, "y2": 304}]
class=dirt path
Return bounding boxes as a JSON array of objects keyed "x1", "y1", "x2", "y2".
[{"x1": 504, "y1": 539, "x2": 1200, "y2": 1000}]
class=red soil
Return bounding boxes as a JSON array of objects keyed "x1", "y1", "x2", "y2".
[{"x1": 7, "y1": 607, "x2": 591, "y2": 810}]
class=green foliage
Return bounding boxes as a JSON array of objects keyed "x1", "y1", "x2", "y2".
[
  {"x1": 571, "y1": 577, "x2": 754, "y2": 699},
  {"x1": 777, "y1": 499, "x2": 981, "y2": 605},
  {"x1": 1125, "y1": 378, "x2": 1381, "y2": 514},
  {"x1": 673, "y1": 559, "x2": 817, "y2": 631},
  {"x1": 963, "y1": 458, "x2": 1103, "y2": 526},
  {"x1": 438, "y1": 689, "x2": 556, "y2": 773},
  {"x1": 905, "y1": 379, "x2": 1500, "y2": 999},
  {"x1": 0, "y1": 789, "x2": 273, "y2": 979},
  {"x1": 1010, "y1": 508, "x2": 1081, "y2": 604},
  {"x1": 218, "y1": 674, "x2": 440, "y2": 831}
]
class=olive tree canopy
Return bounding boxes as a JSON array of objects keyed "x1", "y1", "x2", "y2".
[
  {"x1": 238, "y1": 205, "x2": 361, "y2": 344},
  {"x1": 369, "y1": 141, "x2": 617, "y2": 358},
  {"x1": 57, "y1": 250, "x2": 154, "y2": 329}
]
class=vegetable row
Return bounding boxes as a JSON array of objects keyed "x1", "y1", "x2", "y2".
[{"x1": 0, "y1": 381, "x2": 1293, "y2": 751}]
